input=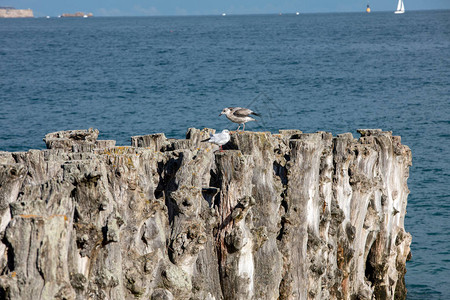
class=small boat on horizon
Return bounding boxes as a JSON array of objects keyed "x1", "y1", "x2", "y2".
[
  {"x1": 395, "y1": 0, "x2": 405, "y2": 14},
  {"x1": 366, "y1": 4, "x2": 371, "y2": 13}
]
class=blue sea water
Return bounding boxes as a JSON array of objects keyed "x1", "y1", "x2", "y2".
[{"x1": 1, "y1": 10, "x2": 449, "y2": 299}]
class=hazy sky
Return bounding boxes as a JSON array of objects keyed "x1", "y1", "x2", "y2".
[{"x1": 3, "y1": 0, "x2": 449, "y2": 17}]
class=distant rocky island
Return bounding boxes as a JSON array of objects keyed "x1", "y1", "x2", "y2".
[
  {"x1": 61, "y1": 12, "x2": 93, "y2": 18},
  {"x1": 0, "y1": 8, "x2": 94, "y2": 18},
  {"x1": 0, "y1": 7, "x2": 33, "y2": 18}
]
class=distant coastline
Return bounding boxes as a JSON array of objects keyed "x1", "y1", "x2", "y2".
[
  {"x1": 0, "y1": 7, "x2": 33, "y2": 18},
  {"x1": 60, "y1": 12, "x2": 93, "y2": 18},
  {"x1": 0, "y1": 8, "x2": 94, "y2": 18}
]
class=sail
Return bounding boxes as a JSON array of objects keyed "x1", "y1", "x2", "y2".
[
  {"x1": 395, "y1": 0, "x2": 405, "y2": 13},
  {"x1": 396, "y1": 0, "x2": 402, "y2": 11}
]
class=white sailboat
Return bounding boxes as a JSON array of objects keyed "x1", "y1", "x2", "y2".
[{"x1": 395, "y1": 0, "x2": 405, "y2": 14}]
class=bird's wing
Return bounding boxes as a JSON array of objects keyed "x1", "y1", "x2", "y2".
[
  {"x1": 208, "y1": 134, "x2": 219, "y2": 143},
  {"x1": 233, "y1": 108, "x2": 254, "y2": 117},
  {"x1": 201, "y1": 133, "x2": 214, "y2": 142}
]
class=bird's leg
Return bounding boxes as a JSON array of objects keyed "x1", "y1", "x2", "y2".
[
  {"x1": 220, "y1": 145, "x2": 223, "y2": 152},
  {"x1": 236, "y1": 124, "x2": 241, "y2": 132},
  {"x1": 242, "y1": 123, "x2": 245, "y2": 131}
]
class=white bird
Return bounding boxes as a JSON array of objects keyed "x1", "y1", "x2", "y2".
[
  {"x1": 202, "y1": 129, "x2": 231, "y2": 151},
  {"x1": 219, "y1": 107, "x2": 260, "y2": 131}
]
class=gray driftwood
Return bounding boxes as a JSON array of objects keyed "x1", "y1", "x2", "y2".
[{"x1": 0, "y1": 128, "x2": 412, "y2": 300}]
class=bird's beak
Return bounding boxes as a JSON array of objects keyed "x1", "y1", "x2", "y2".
[{"x1": 219, "y1": 112, "x2": 223, "y2": 116}]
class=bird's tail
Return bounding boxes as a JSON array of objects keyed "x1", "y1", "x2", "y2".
[{"x1": 252, "y1": 112, "x2": 261, "y2": 117}]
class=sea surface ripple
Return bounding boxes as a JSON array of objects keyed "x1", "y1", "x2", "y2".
[{"x1": 1, "y1": 10, "x2": 449, "y2": 299}]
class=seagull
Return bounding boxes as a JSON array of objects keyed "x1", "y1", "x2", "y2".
[
  {"x1": 219, "y1": 107, "x2": 260, "y2": 131},
  {"x1": 202, "y1": 129, "x2": 231, "y2": 151}
]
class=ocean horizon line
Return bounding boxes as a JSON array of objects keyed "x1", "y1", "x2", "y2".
[{"x1": 11, "y1": 8, "x2": 449, "y2": 19}]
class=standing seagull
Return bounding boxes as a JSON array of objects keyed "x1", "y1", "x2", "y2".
[
  {"x1": 202, "y1": 129, "x2": 231, "y2": 151},
  {"x1": 219, "y1": 107, "x2": 260, "y2": 131}
]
